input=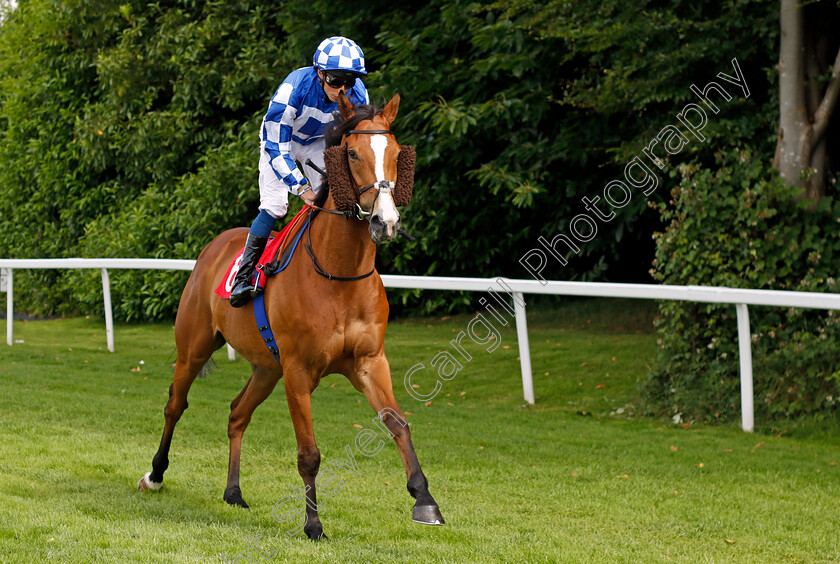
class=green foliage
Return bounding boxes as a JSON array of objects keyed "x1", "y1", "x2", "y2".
[
  {"x1": 643, "y1": 149, "x2": 840, "y2": 422},
  {"x1": 370, "y1": 0, "x2": 781, "y2": 312},
  {"x1": 0, "y1": 0, "x2": 805, "y2": 320},
  {"x1": 67, "y1": 121, "x2": 259, "y2": 320},
  {"x1": 0, "y1": 0, "x2": 282, "y2": 319}
]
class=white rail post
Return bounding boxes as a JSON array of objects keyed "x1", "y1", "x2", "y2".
[
  {"x1": 3, "y1": 268, "x2": 12, "y2": 346},
  {"x1": 735, "y1": 303, "x2": 754, "y2": 432},
  {"x1": 513, "y1": 291, "x2": 535, "y2": 404},
  {"x1": 101, "y1": 268, "x2": 115, "y2": 353},
  {"x1": 227, "y1": 344, "x2": 236, "y2": 361}
]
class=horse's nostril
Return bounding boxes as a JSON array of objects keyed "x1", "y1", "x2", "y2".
[{"x1": 370, "y1": 215, "x2": 384, "y2": 229}]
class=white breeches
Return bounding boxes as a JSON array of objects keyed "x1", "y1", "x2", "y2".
[{"x1": 258, "y1": 140, "x2": 327, "y2": 218}]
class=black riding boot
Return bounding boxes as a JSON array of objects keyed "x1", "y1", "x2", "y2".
[{"x1": 229, "y1": 234, "x2": 268, "y2": 308}]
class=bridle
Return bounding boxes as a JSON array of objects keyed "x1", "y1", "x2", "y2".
[
  {"x1": 307, "y1": 128, "x2": 395, "y2": 221},
  {"x1": 303, "y1": 128, "x2": 397, "y2": 281}
]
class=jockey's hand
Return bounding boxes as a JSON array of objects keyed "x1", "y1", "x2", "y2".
[{"x1": 301, "y1": 189, "x2": 317, "y2": 205}]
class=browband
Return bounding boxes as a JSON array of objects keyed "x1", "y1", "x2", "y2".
[{"x1": 346, "y1": 130, "x2": 393, "y2": 135}]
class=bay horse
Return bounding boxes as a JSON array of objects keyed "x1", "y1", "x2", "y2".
[{"x1": 137, "y1": 92, "x2": 444, "y2": 539}]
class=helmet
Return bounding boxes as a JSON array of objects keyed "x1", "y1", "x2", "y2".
[{"x1": 313, "y1": 36, "x2": 367, "y2": 77}]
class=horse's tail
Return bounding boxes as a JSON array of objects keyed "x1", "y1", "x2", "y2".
[
  {"x1": 197, "y1": 357, "x2": 217, "y2": 379},
  {"x1": 169, "y1": 348, "x2": 216, "y2": 379}
]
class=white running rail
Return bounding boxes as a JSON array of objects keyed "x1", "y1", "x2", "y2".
[{"x1": 3, "y1": 258, "x2": 840, "y2": 432}]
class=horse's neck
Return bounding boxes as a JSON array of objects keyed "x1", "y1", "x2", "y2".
[{"x1": 309, "y1": 193, "x2": 376, "y2": 276}]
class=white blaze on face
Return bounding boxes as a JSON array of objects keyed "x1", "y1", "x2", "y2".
[{"x1": 370, "y1": 135, "x2": 400, "y2": 228}]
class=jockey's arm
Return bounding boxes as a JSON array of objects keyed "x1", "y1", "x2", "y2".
[{"x1": 261, "y1": 84, "x2": 310, "y2": 195}]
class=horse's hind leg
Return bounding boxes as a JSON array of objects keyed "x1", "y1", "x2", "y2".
[
  {"x1": 138, "y1": 325, "x2": 222, "y2": 493},
  {"x1": 223, "y1": 364, "x2": 281, "y2": 509}
]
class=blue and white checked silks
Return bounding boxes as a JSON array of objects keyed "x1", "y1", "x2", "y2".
[
  {"x1": 312, "y1": 36, "x2": 368, "y2": 75},
  {"x1": 259, "y1": 66, "x2": 369, "y2": 196}
]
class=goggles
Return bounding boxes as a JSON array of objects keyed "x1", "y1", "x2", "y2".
[{"x1": 323, "y1": 72, "x2": 356, "y2": 89}]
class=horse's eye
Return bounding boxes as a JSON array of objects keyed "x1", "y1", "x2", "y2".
[{"x1": 348, "y1": 149, "x2": 359, "y2": 161}]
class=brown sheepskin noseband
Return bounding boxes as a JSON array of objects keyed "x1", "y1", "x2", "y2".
[{"x1": 323, "y1": 144, "x2": 416, "y2": 212}]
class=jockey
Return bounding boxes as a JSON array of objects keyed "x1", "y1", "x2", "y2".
[{"x1": 229, "y1": 36, "x2": 370, "y2": 307}]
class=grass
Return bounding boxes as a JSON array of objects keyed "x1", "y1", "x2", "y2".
[{"x1": 0, "y1": 298, "x2": 838, "y2": 563}]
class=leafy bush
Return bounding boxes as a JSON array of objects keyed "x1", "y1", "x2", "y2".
[
  {"x1": 643, "y1": 149, "x2": 840, "y2": 422},
  {"x1": 64, "y1": 121, "x2": 259, "y2": 321},
  {"x1": 0, "y1": 0, "x2": 793, "y2": 321}
]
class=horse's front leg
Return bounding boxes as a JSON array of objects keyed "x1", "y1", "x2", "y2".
[
  {"x1": 353, "y1": 355, "x2": 445, "y2": 526},
  {"x1": 283, "y1": 365, "x2": 326, "y2": 540}
]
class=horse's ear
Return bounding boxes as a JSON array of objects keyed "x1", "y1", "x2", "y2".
[
  {"x1": 381, "y1": 91, "x2": 400, "y2": 126},
  {"x1": 323, "y1": 145, "x2": 356, "y2": 212},
  {"x1": 338, "y1": 91, "x2": 355, "y2": 121},
  {"x1": 394, "y1": 145, "x2": 415, "y2": 207}
]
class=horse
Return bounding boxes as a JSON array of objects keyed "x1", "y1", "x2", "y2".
[{"x1": 137, "y1": 92, "x2": 444, "y2": 540}]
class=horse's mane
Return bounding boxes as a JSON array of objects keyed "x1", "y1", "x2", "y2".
[
  {"x1": 325, "y1": 103, "x2": 381, "y2": 148},
  {"x1": 313, "y1": 103, "x2": 381, "y2": 208}
]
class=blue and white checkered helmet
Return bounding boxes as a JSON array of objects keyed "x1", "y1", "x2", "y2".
[{"x1": 313, "y1": 36, "x2": 367, "y2": 77}]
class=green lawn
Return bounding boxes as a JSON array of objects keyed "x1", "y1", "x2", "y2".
[{"x1": 0, "y1": 299, "x2": 838, "y2": 563}]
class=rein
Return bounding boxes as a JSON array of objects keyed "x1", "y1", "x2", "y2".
[
  {"x1": 303, "y1": 207, "x2": 376, "y2": 281},
  {"x1": 305, "y1": 159, "x2": 372, "y2": 222}
]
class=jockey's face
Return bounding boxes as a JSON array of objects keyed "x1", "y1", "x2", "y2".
[{"x1": 318, "y1": 70, "x2": 352, "y2": 103}]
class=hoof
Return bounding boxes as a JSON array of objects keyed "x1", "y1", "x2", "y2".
[
  {"x1": 223, "y1": 485, "x2": 250, "y2": 509},
  {"x1": 304, "y1": 521, "x2": 327, "y2": 541},
  {"x1": 412, "y1": 504, "x2": 445, "y2": 525},
  {"x1": 138, "y1": 472, "x2": 162, "y2": 492}
]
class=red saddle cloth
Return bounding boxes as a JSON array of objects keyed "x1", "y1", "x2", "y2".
[{"x1": 215, "y1": 206, "x2": 310, "y2": 299}]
